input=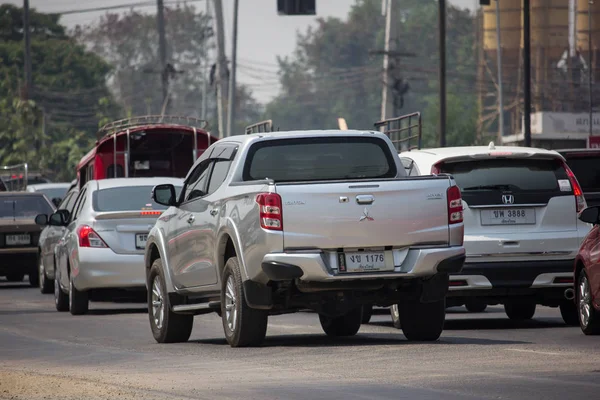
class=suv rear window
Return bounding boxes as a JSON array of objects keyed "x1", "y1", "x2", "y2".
[
  {"x1": 0, "y1": 195, "x2": 54, "y2": 219},
  {"x1": 93, "y1": 185, "x2": 182, "y2": 212},
  {"x1": 562, "y1": 154, "x2": 600, "y2": 192},
  {"x1": 244, "y1": 137, "x2": 398, "y2": 182},
  {"x1": 441, "y1": 158, "x2": 568, "y2": 193}
]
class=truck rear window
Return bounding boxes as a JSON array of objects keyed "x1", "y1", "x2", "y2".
[
  {"x1": 441, "y1": 158, "x2": 567, "y2": 193},
  {"x1": 244, "y1": 137, "x2": 397, "y2": 182},
  {"x1": 563, "y1": 155, "x2": 600, "y2": 192},
  {"x1": 93, "y1": 185, "x2": 182, "y2": 212},
  {"x1": 0, "y1": 195, "x2": 54, "y2": 219}
]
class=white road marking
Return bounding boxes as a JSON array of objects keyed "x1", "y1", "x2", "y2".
[{"x1": 505, "y1": 348, "x2": 563, "y2": 356}]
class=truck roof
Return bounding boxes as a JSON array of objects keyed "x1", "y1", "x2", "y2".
[{"x1": 219, "y1": 129, "x2": 383, "y2": 144}]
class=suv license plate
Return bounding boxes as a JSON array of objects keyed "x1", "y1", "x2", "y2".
[
  {"x1": 135, "y1": 234, "x2": 148, "y2": 249},
  {"x1": 480, "y1": 209, "x2": 536, "y2": 225},
  {"x1": 339, "y1": 252, "x2": 391, "y2": 273}
]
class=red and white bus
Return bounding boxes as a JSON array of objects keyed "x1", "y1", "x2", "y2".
[{"x1": 76, "y1": 115, "x2": 219, "y2": 188}]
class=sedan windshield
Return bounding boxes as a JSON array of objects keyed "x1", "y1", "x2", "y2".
[{"x1": 0, "y1": 196, "x2": 54, "y2": 219}]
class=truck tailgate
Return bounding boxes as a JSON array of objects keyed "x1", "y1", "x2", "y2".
[{"x1": 276, "y1": 177, "x2": 453, "y2": 250}]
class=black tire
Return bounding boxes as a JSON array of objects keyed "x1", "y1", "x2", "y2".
[
  {"x1": 148, "y1": 259, "x2": 194, "y2": 343},
  {"x1": 504, "y1": 301, "x2": 536, "y2": 320},
  {"x1": 6, "y1": 273, "x2": 24, "y2": 282},
  {"x1": 361, "y1": 304, "x2": 373, "y2": 324},
  {"x1": 464, "y1": 299, "x2": 487, "y2": 313},
  {"x1": 559, "y1": 299, "x2": 579, "y2": 326},
  {"x1": 39, "y1": 256, "x2": 54, "y2": 294},
  {"x1": 221, "y1": 257, "x2": 268, "y2": 347},
  {"x1": 390, "y1": 305, "x2": 401, "y2": 329},
  {"x1": 54, "y1": 269, "x2": 69, "y2": 312},
  {"x1": 28, "y1": 264, "x2": 39, "y2": 287},
  {"x1": 319, "y1": 307, "x2": 362, "y2": 337},
  {"x1": 398, "y1": 297, "x2": 446, "y2": 341},
  {"x1": 577, "y1": 270, "x2": 600, "y2": 335},
  {"x1": 69, "y1": 272, "x2": 89, "y2": 315}
]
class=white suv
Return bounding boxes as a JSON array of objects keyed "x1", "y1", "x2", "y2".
[{"x1": 394, "y1": 143, "x2": 591, "y2": 325}]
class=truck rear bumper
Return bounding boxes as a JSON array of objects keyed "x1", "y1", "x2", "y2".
[{"x1": 260, "y1": 246, "x2": 465, "y2": 282}]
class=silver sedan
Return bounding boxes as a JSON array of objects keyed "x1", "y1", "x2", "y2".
[{"x1": 51, "y1": 177, "x2": 183, "y2": 315}]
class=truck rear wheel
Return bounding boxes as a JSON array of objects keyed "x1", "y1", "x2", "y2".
[
  {"x1": 221, "y1": 257, "x2": 268, "y2": 347},
  {"x1": 361, "y1": 305, "x2": 373, "y2": 324},
  {"x1": 319, "y1": 307, "x2": 362, "y2": 337},
  {"x1": 149, "y1": 259, "x2": 193, "y2": 343},
  {"x1": 464, "y1": 299, "x2": 487, "y2": 313},
  {"x1": 398, "y1": 297, "x2": 446, "y2": 341},
  {"x1": 559, "y1": 299, "x2": 579, "y2": 326}
]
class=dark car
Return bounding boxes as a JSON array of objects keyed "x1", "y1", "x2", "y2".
[
  {"x1": 574, "y1": 205, "x2": 600, "y2": 335},
  {"x1": 0, "y1": 192, "x2": 56, "y2": 286},
  {"x1": 558, "y1": 149, "x2": 600, "y2": 207}
]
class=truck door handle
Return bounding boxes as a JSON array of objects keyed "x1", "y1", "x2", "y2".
[
  {"x1": 187, "y1": 215, "x2": 195, "y2": 224},
  {"x1": 356, "y1": 195, "x2": 374, "y2": 205},
  {"x1": 210, "y1": 208, "x2": 219, "y2": 216}
]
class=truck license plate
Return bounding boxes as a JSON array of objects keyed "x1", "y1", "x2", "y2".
[
  {"x1": 6, "y1": 234, "x2": 31, "y2": 246},
  {"x1": 480, "y1": 209, "x2": 536, "y2": 226},
  {"x1": 135, "y1": 234, "x2": 148, "y2": 249},
  {"x1": 340, "y1": 252, "x2": 390, "y2": 273}
]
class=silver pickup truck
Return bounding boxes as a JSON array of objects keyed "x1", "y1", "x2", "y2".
[{"x1": 145, "y1": 130, "x2": 465, "y2": 347}]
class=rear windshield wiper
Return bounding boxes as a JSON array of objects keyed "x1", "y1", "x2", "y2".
[{"x1": 462, "y1": 184, "x2": 516, "y2": 191}]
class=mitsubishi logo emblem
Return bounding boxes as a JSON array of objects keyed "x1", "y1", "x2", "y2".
[
  {"x1": 359, "y1": 208, "x2": 374, "y2": 222},
  {"x1": 502, "y1": 194, "x2": 514, "y2": 204}
]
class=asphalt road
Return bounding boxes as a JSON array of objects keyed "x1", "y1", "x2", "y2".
[{"x1": 1, "y1": 278, "x2": 599, "y2": 400}]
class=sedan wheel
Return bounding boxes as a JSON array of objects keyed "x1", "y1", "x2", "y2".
[
  {"x1": 39, "y1": 256, "x2": 54, "y2": 294},
  {"x1": 578, "y1": 271, "x2": 600, "y2": 335},
  {"x1": 54, "y1": 271, "x2": 69, "y2": 312}
]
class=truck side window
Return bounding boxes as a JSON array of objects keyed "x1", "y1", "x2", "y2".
[
  {"x1": 206, "y1": 160, "x2": 231, "y2": 195},
  {"x1": 182, "y1": 160, "x2": 212, "y2": 203}
]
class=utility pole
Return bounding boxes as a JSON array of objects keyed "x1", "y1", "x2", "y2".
[
  {"x1": 523, "y1": 0, "x2": 532, "y2": 147},
  {"x1": 589, "y1": 0, "x2": 594, "y2": 138},
  {"x1": 212, "y1": 0, "x2": 228, "y2": 138},
  {"x1": 380, "y1": 0, "x2": 398, "y2": 120},
  {"x1": 201, "y1": 0, "x2": 211, "y2": 120},
  {"x1": 23, "y1": 0, "x2": 32, "y2": 101},
  {"x1": 438, "y1": 0, "x2": 447, "y2": 147},
  {"x1": 227, "y1": 0, "x2": 239, "y2": 137},
  {"x1": 495, "y1": 0, "x2": 505, "y2": 142},
  {"x1": 156, "y1": 0, "x2": 168, "y2": 110}
]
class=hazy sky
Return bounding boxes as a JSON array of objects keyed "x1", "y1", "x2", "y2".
[{"x1": 10, "y1": 0, "x2": 478, "y2": 103}]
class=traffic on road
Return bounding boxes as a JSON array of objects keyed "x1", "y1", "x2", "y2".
[{"x1": 1, "y1": 114, "x2": 600, "y2": 400}]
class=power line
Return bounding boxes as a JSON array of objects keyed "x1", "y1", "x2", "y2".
[{"x1": 55, "y1": 0, "x2": 205, "y2": 16}]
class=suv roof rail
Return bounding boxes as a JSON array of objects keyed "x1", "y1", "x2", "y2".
[
  {"x1": 97, "y1": 115, "x2": 209, "y2": 139},
  {"x1": 374, "y1": 112, "x2": 422, "y2": 152},
  {"x1": 245, "y1": 120, "x2": 274, "y2": 135}
]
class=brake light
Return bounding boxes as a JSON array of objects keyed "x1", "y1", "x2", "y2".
[
  {"x1": 78, "y1": 225, "x2": 108, "y2": 248},
  {"x1": 447, "y1": 185, "x2": 463, "y2": 224},
  {"x1": 256, "y1": 193, "x2": 283, "y2": 231},
  {"x1": 562, "y1": 161, "x2": 586, "y2": 212},
  {"x1": 141, "y1": 211, "x2": 162, "y2": 216}
]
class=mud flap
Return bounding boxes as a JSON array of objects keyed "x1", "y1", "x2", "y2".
[
  {"x1": 242, "y1": 280, "x2": 273, "y2": 310},
  {"x1": 420, "y1": 273, "x2": 449, "y2": 303}
]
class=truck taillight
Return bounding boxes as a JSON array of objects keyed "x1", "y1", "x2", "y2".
[
  {"x1": 431, "y1": 162, "x2": 442, "y2": 175},
  {"x1": 256, "y1": 193, "x2": 283, "y2": 231},
  {"x1": 447, "y1": 185, "x2": 463, "y2": 224},
  {"x1": 562, "y1": 161, "x2": 587, "y2": 213},
  {"x1": 78, "y1": 225, "x2": 108, "y2": 248}
]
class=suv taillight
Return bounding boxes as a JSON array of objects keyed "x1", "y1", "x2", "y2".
[
  {"x1": 78, "y1": 225, "x2": 108, "y2": 248},
  {"x1": 447, "y1": 185, "x2": 463, "y2": 224},
  {"x1": 562, "y1": 161, "x2": 587, "y2": 213},
  {"x1": 256, "y1": 193, "x2": 283, "y2": 231}
]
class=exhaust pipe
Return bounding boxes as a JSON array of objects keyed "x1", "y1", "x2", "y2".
[{"x1": 564, "y1": 288, "x2": 575, "y2": 301}]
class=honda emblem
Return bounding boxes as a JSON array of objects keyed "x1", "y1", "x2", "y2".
[{"x1": 502, "y1": 194, "x2": 514, "y2": 204}]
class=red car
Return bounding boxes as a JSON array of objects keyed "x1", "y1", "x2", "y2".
[{"x1": 575, "y1": 205, "x2": 600, "y2": 335}]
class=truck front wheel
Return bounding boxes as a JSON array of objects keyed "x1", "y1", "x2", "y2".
[
  {"x1": 397, "y1": 297, "x2": 446, "y2": 341},
  {"x1": 319, "y1": 307, "x2": 362, "y2": 337},
  {"x1": 221, "y1": 257, "x2": 268, "y2": 347}
]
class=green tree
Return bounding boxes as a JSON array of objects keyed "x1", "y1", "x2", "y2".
[
  {"x1": 73, "y1": 4, "x2": 262, "y2": 135},
  {"x1": 0, "y1": 5, "x2": 119, "y2": 181},
  {"x1": 264, "y1": 0, "x2": 478, "y2": 147}
]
